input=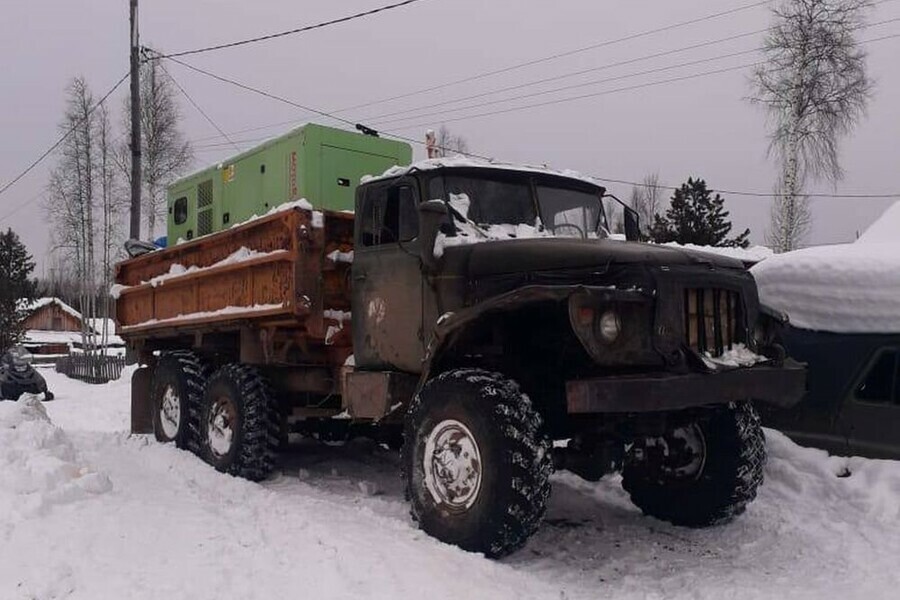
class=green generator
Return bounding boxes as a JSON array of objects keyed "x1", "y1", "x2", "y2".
[{"x1": 166, "y1": 123, "x2": 413, "y2": 242}]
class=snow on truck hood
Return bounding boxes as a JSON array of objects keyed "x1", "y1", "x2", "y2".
[{"x1": 752, "y1": 201, "x2": 900, "y2": 334}]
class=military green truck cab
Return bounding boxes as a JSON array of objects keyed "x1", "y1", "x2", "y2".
[{"x1": 350, "y1": 162, "x2": 805, "y2": 556}]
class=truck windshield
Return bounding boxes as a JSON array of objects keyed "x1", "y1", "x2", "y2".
[{"x1": 431, "y1": 173, "x2": 606, "y2": 238}]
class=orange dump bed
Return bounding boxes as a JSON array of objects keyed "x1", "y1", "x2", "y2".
[{"x1": 114, "y1": 206, "x2": 354, "y2": 344}]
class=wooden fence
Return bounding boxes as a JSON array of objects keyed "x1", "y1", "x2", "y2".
[{"x1": 56, "y1": 354, "x2": 127, "y2": 384}]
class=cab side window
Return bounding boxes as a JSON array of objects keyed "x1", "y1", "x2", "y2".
[
  {"x1": 360, "y1": 183, "x2": 418, "y2": 247},
  {"x1": 855, "y1": 348, "x2": 900, "y2": 404}
]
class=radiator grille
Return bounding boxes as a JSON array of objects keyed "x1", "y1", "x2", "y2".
[
  {"x1": 683, "y1": 288, "x2": 741, "y2": 357},
  {"x1": 197, "y1": 210, "x2": 213, "y2": 236}
]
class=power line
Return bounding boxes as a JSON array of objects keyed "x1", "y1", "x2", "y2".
[
  {"x1": 591, "y1": 175, "x2": 900, "y2": 199},
  {"x1": 363, "y1": 13, "x2": 900, "y2": 126},
  {"x1": 334, "y1": 0, "x2": 773, "y2": 114},
  {"x1": 372, "y1": 47, "x2": 762, "y2": 127},
  {"x1": 149, "y1": 0, "x2": 432, "y2": 60},
  {"x1": 0, "y1": 71, "x2": 130, "y2": 205},
  {"x1": 163, "y1": 54, "x2": 900, "y2": 200},
  {"x1": 153, "y1": 56, "x2": 242, "y2": 153},
  {"x1": 386, "y1": 30, "x2": 900, "y2": 132},
  {"x1": 361, "y1": 30, "x2": 767, "y2": 122}
]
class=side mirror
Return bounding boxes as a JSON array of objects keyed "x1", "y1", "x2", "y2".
[
  {"x1": 623, "y1": 207, "x2": 640, "y2": 242},
  {"x1": 418, "y1": 199, "x2": 449, "y2": 272}
]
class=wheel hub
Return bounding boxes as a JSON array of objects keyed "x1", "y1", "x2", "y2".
[
  {"x1": 422, "y1": 419, "x2": 483, "y2": 512},
  {"x1": 207, "y1": 396, "x2": 237, "y2": 458},
  {"x1": 159, "y1": 385, "x2": 181, "y2": 439},
  {"x1": 636, "y1": 424, "x2": 707, "y2": 480}
]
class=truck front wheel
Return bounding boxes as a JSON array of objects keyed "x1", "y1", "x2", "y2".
[
  {"x1": 151, "y1": 351, "x2": 208, "y2": 450},
  {"x1": 199, "y1": 364, "x2": 279, "y2": 482},
  {"x1": 402, "y1": 369, "x2": 552, "y2": 557},
  {"x1": 622, "y1": 401, "x2": 766, "y2": 527}
]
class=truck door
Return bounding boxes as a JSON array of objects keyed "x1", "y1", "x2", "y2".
[
  {"x1": 841, "y1": 345, "x2": 900, "y2": 458},
  {"x1": 352, "y1": 179, "x2": 424, "y2": 373}
]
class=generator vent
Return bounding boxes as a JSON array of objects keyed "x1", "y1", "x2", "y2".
[{"x1": 197, "y1": 179, "x2": 213, "y2": 236}]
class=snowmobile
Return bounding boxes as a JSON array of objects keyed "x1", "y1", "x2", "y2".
[{"x1": 0, "y1": 346, "x2": 54, "y2": 401}]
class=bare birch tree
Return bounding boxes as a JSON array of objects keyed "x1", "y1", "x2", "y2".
[
  {"x1": 434, "y1": 125, "x2": 469, "y2": 157},
  {"x1": 119, "y1": 57, "x2": 193, "y2": 240},
  {"x1": 750, "y1": 0, "x2": 872, "y2": 252},
  {"x1": 46, "y1": 77, "x2": 98, "y2": 355},
  {"x1": 630, "y1": 172, "x2": 663, "y2": 235}
]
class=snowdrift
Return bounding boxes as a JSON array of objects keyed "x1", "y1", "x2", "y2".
[
  {"x1": 0, "y1": 396, "x2": 111, "y2": 521},
  {"x1": 752, "y1": 201, "x2": 900, "y2": 333}
]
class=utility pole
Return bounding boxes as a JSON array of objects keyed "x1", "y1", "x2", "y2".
[{"x1": 129, "y1": 0, "x2": 142, "y2": 240}]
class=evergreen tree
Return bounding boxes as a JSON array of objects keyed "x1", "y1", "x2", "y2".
[
  {"x1": 0, "y1": 228, "x2": 37, "y2": 354},
  {"x1": 649, "y1": 177, "x2": 750, "y2": 248}
]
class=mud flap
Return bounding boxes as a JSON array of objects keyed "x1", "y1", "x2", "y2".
[{"x1": 131, "y1": 366, "x2": 153, "y2": 434}]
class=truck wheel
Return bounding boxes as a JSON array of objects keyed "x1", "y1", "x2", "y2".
[
  {"x1": 151, "y1": 351, "x2": 208, "y2": 450},
  {"x1": 622, "y1": 401, "x2": 766, "y2": 527},
  {"x1": 402, "y1": 369, "x2": 552, "y2": 557},
  {"x1": 199, "y1": 364, "x2": 279, "y2": 482}
]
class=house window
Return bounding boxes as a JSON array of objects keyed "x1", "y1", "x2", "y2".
[{"x1": 855, "y1": 348, "x2": 900, "y2": 404}]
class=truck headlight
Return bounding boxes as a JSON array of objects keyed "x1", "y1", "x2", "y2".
[{"x1": 598, "y1": 310, "x2": 621, "y2": 343}]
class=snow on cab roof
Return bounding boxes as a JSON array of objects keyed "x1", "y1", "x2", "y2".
[
  {"x1": 751, "y1": 202, "x2": 900, "y2": 333},
  {"x1": 361, "y1": 156, "x2": 605, "y2": 188}
]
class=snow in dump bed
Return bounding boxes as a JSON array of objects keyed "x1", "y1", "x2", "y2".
[
  {"x1": 752, "y1": 203, "x2": 900, "y2": 333},
  {"x1": 4, "y1": 369, "x2": 900, "y2": 598},
  {"x1": 121, "y1": 302, "x2": 284, "y2": 330}
]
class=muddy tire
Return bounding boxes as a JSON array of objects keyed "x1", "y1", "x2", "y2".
[
  {"x1": 151, "y1": 351, "x2": 208, "y2": 450},
  {"x1": 402, "y1": 369, "x2": 552, "y2": 557},
  {"x1": 622, "y1": 401, "x2": 766, "y2": 527},
  {"x1": 199, "y1": 364, "x2": 280, "y2": 482}
]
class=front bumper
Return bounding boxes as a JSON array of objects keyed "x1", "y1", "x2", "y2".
[{"x1": 566, "y1": 359, "x2": 806, "y2": 414}]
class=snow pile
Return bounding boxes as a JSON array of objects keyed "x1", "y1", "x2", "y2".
[
  {"x1": 3, "y1": 368, "x2": 900, "y2": 598},
  {"x1": 0, "y1": 396, "x2": 111, "y2": 521},
  {"x1": 752, "y1": 201, "x2": 900, "y2": 333},
  {"x1": 751, "y1": 242, "x2": 900, "y2": 333},
  {"x1": 661, "y1": 242, "x2": 774, "y2": 264}
]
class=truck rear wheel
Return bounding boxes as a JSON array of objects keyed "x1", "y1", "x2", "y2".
[
  {"x1": 199, "y1": 364, "x2": 279, "y2": 482},
  {"x1": 402, "y1": 369, "x2": 552, "y2": 557},
  {"x1": 151, "y1": 351, "x2": 208, "y2": 451},
  {"x1": 622, "y1": 401, "x2": 766, "y2": 527}
]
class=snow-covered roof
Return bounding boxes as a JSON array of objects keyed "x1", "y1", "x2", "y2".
[
  {"x1": 361, "y1": 155, "x2": 604, "y2": 188},
  {"x1": 22, "y1": 329, "x2": 125, "y2": 347},
  {"x1": 751, "y1": 241, "x2": 900, "y2": 333},
  {"x1": 23, "y1": 297, "x2": 83, "y2": 321},
  {"x1": 856, "y1": 201, "x2": 899, "y2": 244}
]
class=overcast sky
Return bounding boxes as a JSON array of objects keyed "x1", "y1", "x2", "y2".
[{"x1": 1, "y1": 0, "x2": 898, "y2": 274}]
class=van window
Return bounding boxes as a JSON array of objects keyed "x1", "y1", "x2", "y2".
[
  {"x1": 855, "y1": 349, "x2": 899, "y2": 404},
  {"x1": 173, "y1": 197, "x2": 188, "y2": 225}
]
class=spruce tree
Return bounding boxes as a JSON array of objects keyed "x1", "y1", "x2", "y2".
[
  {"x1": 0, "y1": 228, "x2": 37, "y2": 354},
  {"x1": 649, "y1": 178, "x2": 750, "y2": 248}
]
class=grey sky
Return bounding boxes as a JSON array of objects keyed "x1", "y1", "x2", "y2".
[{"x1": 1, "y1": 0, "x2": 898, "y2": 274}]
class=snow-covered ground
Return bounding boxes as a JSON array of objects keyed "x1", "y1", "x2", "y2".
[{"x1": 3, "y1": 368, "x2": 900, "y2": 599}]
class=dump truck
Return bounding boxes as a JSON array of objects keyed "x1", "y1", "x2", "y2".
[{"x1": 117, "y1": 145, "x2": 805, "y2": 557}]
